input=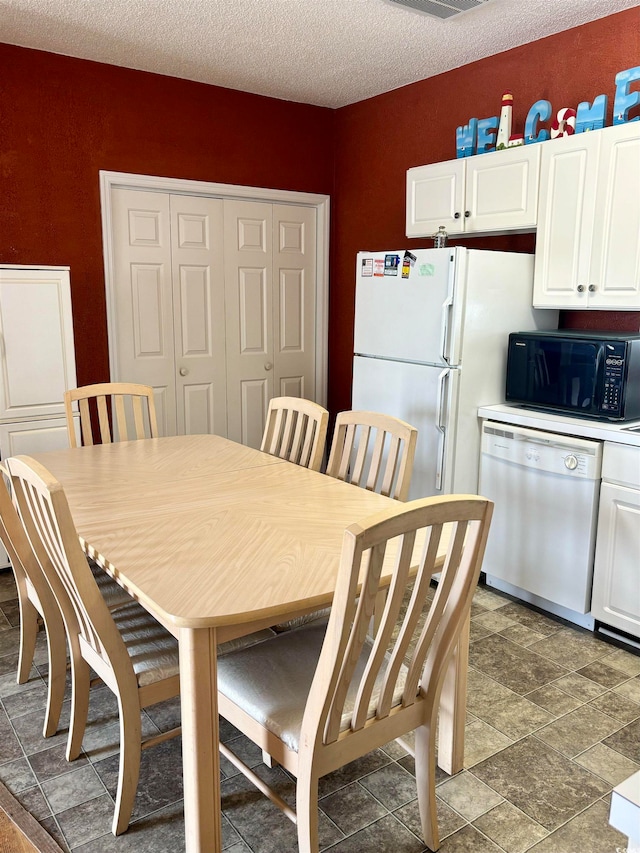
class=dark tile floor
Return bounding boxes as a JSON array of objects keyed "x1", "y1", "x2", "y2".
[{"x1": 0, "y1": 570, "x2": 638, "y2": 852}]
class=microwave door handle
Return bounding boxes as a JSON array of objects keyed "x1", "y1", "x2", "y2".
[{"x1": 440, "y1": 298, "x2": 453, "y2": 365}]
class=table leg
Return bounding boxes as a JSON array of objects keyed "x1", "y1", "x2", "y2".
[
  {"x1": 437, "y1": 614, "x2": 469, "y2": 775},
  {"x1": 179, "y1": 626, "x2": 223, "y2": 853}
]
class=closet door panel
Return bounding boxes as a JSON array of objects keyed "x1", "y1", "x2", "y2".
[
  {"x1": 224, "y1": 201, "x2": 274, "y2": 446},
  {"x1": 111, "y1": 189, "x2": 176, "y2": 435},
  {"x1": 170, "y1": 195, "x2": 226, "y2": 435},
  {"x1": 273, "y1": 205, "x2": 317, "y2": 402}
]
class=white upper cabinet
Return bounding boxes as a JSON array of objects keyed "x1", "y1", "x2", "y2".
[
  {"x1": 534, "y1": 122, "x2": 640, "y2": 309},
  {"x1": 406, "y1": 144, "x2": 540, "y2": 238},
  {"x1": 0, "y1": 266, "x2": 77, "y2": 422}
]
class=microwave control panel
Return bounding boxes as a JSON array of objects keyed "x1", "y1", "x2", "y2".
[{"x1": 602, "y1": 344, "x2": 626, "y2": 415}]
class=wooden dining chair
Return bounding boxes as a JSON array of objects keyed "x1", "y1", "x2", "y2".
[
  {"x1": 260, "y1": 397, "x2": 329, "y2": 472},
  {"x1": 216, "y1": 494, "x2": 493, "y2": 853},
  {"x1": 0, "y1": 466, "x2": 132, "y2": 738},
  {"x1": 64, "y1": 382, "x2": 159, "y2": 447},
  {"x1": 0, "y1": 469, "x2": 68, "y2": 739},
  {"x1": 261, "y1": 396, "x2": 328, "y2": 636},
  {"x1": 6, "y1": 454, "x2": 277, "y2": 835},
  {"x1": 326, "y1": 410, "x2": 418, "y2": 501},
  {"x1": 7, "y1": 454, "x2": 181, "y2": 836}
]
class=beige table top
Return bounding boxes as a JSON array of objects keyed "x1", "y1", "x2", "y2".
[
  {"x1": 29, "y1": 434, "x2": 401, "y2": 630},
  {"x1": 28, "y1": 433, "x2": 466, "y2": 852}
]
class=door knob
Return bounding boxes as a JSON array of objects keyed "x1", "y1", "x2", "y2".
[
  {"x1": 264, "y1": 362, "x2": 273, "y2": 371},
  {"x1": 179, "y1": 367, "x2": 189, "y2": 376}
]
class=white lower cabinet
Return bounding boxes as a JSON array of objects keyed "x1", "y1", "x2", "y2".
[
  {"x1": 0, "y1": 416, "x2": 79, "y2": 457},
  {"x1": 0, "y1": 416, "x2": 80, "y2": 568},
  {"x1": 591, "y1": 442, "x2": 640, "y2": 638}
]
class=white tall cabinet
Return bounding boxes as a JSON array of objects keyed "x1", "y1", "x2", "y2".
[{"x1": 0, "y1": 265, "x2": 78, "y2": 567}]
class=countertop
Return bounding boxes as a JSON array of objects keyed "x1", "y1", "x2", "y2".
[{"x1": 478, "y1": 404, "x2": 640, "y2": 448}]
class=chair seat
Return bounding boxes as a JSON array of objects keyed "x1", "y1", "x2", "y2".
[
  {"x1": 89, "y1": 559, "x2": 133, "y2": 610},
  {"x1": 111, "y1": 601, "x2": 276, "y2": 688},
  {"x1": 273, "y1": 608, "x2": 330, "y2": 632},
  {"x1": 217, "y1": 619, "x2": 408, "y2": 752},
  {"x1": 218, "y1": 628, "x2": 277, "y2": 654},
  {"x1": 109, "y1": 601, "x2": 180, "y2": 687}
]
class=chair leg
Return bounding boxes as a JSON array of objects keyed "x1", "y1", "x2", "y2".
[
  {"x1": 66, "y1": 651, "x2": 90, "y2": 762},
  {"x1": 262, "y1": 749, "x2": 275, "y2": 768},
  {"x1": 296, "y1": 766, "x2": 320, "y2": 853},
  {"x1": 415, "y1": 714, "x2": 440, "y2": 852},
  {"x1": 41, "y1": 607, "x2": 68, "y2": 738},
  {"x1": 17, "y1": 598, "x2": 39, "y2": 684},
  {"x1": 112, "y1": 689, "x2": 142, "y2": 836}
]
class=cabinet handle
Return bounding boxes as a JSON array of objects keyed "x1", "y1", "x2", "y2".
[
  {"x1": 588, "y1": 284, "x2": 597, "y2": 293},
  {"x1": 577, "y1": 285, "x2": 586, "y2": 293},
  {"x1": 464, "y1": 210, "x2": 470, "y2": 218},
  {"x1": 454, "y1": 212, "x2": 460, "y2": 219},
  {"x1": 264, "y1": 362, "x2": 273, "y2": 371},
  {"x1": 179, "y1": 367, "x2": 189, "y2": 376}
]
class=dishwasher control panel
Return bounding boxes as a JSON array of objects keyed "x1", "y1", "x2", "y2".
[{"x1": 481, "y1": 422, "x2": 602, "y2": 479}]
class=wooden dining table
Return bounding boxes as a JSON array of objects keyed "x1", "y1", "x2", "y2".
[{"x1": 28, "y1": 434, "x2": 469, "y2": 853}]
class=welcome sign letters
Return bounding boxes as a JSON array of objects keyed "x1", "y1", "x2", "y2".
[{"x1": 456, "y1": 66, "x2": 640, "y2": 158}]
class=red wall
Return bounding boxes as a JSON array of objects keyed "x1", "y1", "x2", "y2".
[
  {"x1": 330, "y1": 7, "x2": 640, "y2": 413},
  {"x1": 1, "y1": 8, "x2": 639, "y2": 413},
  {"x1": 0, "y1": 45, "x2": 334, "y2": 385}
]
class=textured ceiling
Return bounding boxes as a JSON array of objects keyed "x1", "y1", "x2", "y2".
[{"x1": 2, "y1": 0, "x2": 639, "y2": 107}]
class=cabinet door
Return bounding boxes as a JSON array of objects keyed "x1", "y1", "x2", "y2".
[
  {"x1": 406, "y1": 161, "x2": 465, "y2": 237},
  {"x1": 465, "y1": 144, "x2": 540, "y2": 233},
  {"x1": 589, "y1": 122, "x2": 640, "y2": 309},
  {"x1": 591, "y1": 481, "x2": 640, "y2": 638},
  {"x1": 0, "y1": 416, "x2": 79, "y2": 569},
  {"x1": 0, "y1": 267, "x2": 77, "y2": 422},
  {"x1": 533, "y1": 132, "x2": 600, "y2": 308}
]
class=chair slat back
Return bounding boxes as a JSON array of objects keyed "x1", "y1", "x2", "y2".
[
  {"x1": 64, "y1": 383, "x2": 159, "y2": 448},
  {"x1": 299, "y1": 495, "x2": 493, "y2": 749},
  {"x1": 326, "y1": 411, "x2": 418, "y2": 501},
  {"x1": 260, "y1": 397, "x2": 329, "y2": 471},
  {"x1": 0, "y1": 467, "x2": 56, "y2": 612},
  {"x1": 7, "y1": 456, "x2": 127, "y2": 671}
]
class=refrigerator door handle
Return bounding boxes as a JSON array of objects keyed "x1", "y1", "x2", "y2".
[
  {"x1": 439, "y1": 298, "x2": 453, "y2": 364},
  {"x1": 436, "y1": 368, "x2": 449, "y2": 431},
  {"x1": 435, "y1": 368, "x2": 449, "y2": 491}
]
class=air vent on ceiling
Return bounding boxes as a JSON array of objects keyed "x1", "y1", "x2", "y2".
[{"x1": 386, "y1": 0, "x2": 492, "y2": 19}]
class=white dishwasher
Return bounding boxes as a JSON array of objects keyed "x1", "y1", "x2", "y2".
[{"x1": 479, "y1": 420, "x2": 603, "y2": 628}]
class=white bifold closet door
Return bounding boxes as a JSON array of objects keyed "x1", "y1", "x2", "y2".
[{"x1": 110, "y1": 190, "x2": 317, "y2": 445}]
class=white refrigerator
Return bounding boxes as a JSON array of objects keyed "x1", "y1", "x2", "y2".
[{"x1": 352, "y1": 247, "x2": 558, "y2": 500}]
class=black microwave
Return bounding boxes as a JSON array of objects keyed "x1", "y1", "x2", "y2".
[{"x1": 505, "y1": 330, "x2": 640, "y2": 421}]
